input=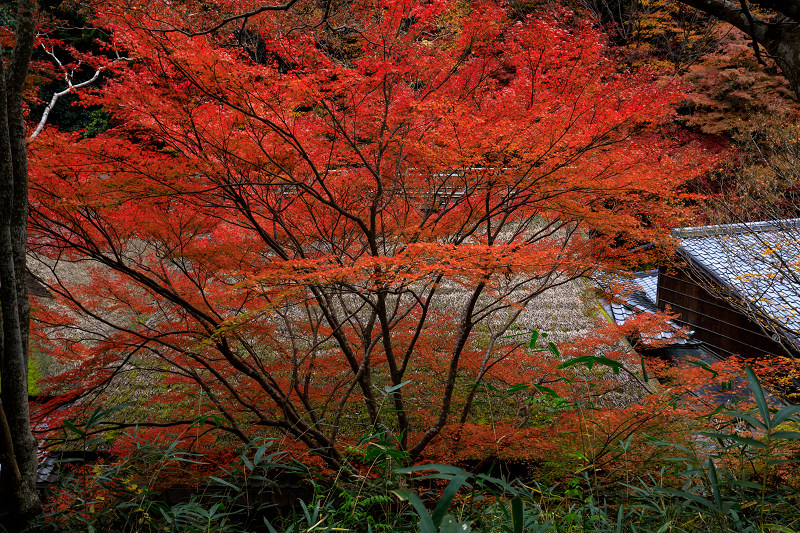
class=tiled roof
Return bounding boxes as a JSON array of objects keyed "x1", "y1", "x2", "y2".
[
  {"x1": 601, "y1": 270, "x2": 696, "y2": 345},
  {"x1": 672, "y1": 219, "x2": 800, "y2": 335}
]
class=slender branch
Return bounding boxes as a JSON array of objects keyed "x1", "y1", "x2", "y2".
[
  {"x1": 28, "y1": 46, "x2": 130, "y2": 142},
  {"x1": 179, "y1": 0, "x2": 301, "y2": 36},
  {"x1": 740, "y1": 0, "x2": 766, "y2": 65},
  {"x1": 28, "y1": 69, "x2": 102, "y2": 141}
]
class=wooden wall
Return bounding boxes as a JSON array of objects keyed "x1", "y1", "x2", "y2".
[{"x1": 656, "y1": 266, "x2": 788, "y2": 358}]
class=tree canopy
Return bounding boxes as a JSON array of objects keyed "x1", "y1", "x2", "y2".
[
  {"x1": 6, "y1": 0, "x2": 800, "y2": 529},
  {"x1": 26, "y1": 0, "x2": 717, "y2": 472}
]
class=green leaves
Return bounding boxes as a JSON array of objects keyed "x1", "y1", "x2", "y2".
[
  {"x1": 393, "y1": 465, "x2": 540, "y2": 533},
  {"x1": 529, "y1": 330, "x2": 539, "y2": 349},
  {"x1": 771, "y1": 405, "x2": 800, "y2": 427},
  {"x1": 747, "y1": 365, "x2": 772, "y2": 429},
  {"x1": 637, "y1": 364, "x2": 800, "y2": 532},
  {"x1": 688, "y1": 358, "x2": 718, "y2": 379},
  {"x1": 558, "y1": 355, "x2": 623, "y2": 375},
  {"x1": 697, "y1": 432, "x2": 768, "y2": 449},
  {"x1": 392, "y1": 489, "x2": 435, "y2": 533},
  {"x1": 63, "y1": 403, "x2": 135, "y2": 444},
  {"x1": 393, "y1": 478, "x2": 469, "y2": 533},
  {"x1": 510, "y1": 496, "x2": 524, "y2": 533},
  {"x1": 728, "y1": 365, "x2": 800, "y2": 436}
]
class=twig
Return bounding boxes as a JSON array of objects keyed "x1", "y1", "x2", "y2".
[
  {"x1": 28, "y1": 69, "x2": 102, "y2": 141},
  {"x1": 28, "y1": 46, "x2": 129, "y2": 142},
  {"x1": 740, "y1": 0, "x2": 767, "y2": 66},
  {"x1": 179, "y1": 0, "x2": 301, "y2": 36}
]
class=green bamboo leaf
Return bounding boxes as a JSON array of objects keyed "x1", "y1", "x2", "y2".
[
  {"x1": 241, "y1": 453, "x2": 254, "y2": 471},
  {"x1": 770, "y1": 430, "x2": 800, "y2": 440},
  {"x1": 764, "y1": 525, "x2": 798, "y2": 533},
  {"x1": 600, "y1": 357, "x2": 623, "y2": 374},
  {"x1": 298, "y1": 500, "x2": 315, "y2": 526},
  {"x1": 727, "y1": 480, "x2": 764, "y2": 490},
  {"x1": 529, "y1": 330, "x2": 540, "y2": 349},
  {"x1": 261, "y1": 517, "x2": 281, "y2": 533},
  {"x1": 657, "y1": 487, "x2": 716, "y2": 511},
  {"x1": 384, "y1": 380, "x2": 412, "y2": 394},
  {"x1": 707, "y1": 458, "x2": 722, "y2": 511},
  {"x1": 208, "y1": 476, "x2": 240, "y2": 491},
  {"x1": 558, "y1": 355, "x2": 622, "y2": 373},
  {"x1": 393, "y1": 489, "x2": 436, "y2": 533},
  {"x1": 697, "y1": 432, "x2": 767, "y2": 449},
  {"x1": 512, "y1": 496, "x2": 523, "y2": 533},
  {"x1": 745, "y1": 365, "x2": 771, "y2": 429},
  {"x1": 63, "y1": 420, "x2": 87, "y2": 437},
  {"x1": 505, "y1": 383, "x2": 531, "y2": 394},
  {"x1": 770, "y1": 405, "x2": 800, "y2": 427},
  {"x1": 546, "y1": 341, "x2": 560, "y2": 357},
  {"x1": 533, "y1": 384, "x2": 560, "y2": 398},
  {"x1": 474, "y1": 473, "x2": 516, "y2": 494},
  {"x1": 253, "y1": 443, "x2": 270, "y2": 465},
  {"x1": 396, "y1": 464, "x2": 471, "y2": 477},
  {"x1": 688, "y1": 359, "x2": 718, "y2": 378},
  {"x1": 84, "y1": 402, "x2": 134, "y2": 428},
  {"x1": 432, "y1": 474, "x2": 470, "y2": 527},
  {"x1": 767, "y1": 458, "x2": 800, "y2": 465}
]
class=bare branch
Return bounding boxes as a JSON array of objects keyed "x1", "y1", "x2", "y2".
[
  {"x1": 740, "y1": 0, "x2": 766, "y2": 65},
  {"x1": 28, "y1": 67, "x2": 102, "y2": 141},
  {"x1": 179, "y1": 0, "x2": 301, "y2": 37},
  {"x1": 28, "y1": 46, "x2": 131, "y2": 142}
]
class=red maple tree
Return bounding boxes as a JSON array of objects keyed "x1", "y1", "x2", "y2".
[{"x1": 28, "y1": 0, "x2": 716, "y2": 469}]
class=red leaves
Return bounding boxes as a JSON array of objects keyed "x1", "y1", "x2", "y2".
[{"x1": 29, "y1": 0, "x2": 722, "y2": 467}]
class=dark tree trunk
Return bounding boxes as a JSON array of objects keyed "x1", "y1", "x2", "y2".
[
  {"x1": 0, "y1": 0, "x2": 42, "y2": 529},
  {"x1": 679, "y1": 0, "x2": 800, "y2": 98}
]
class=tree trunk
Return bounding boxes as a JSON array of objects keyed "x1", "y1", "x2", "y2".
[
  {"x1": 678, "y1": 0, "x2": 800, "y2": 98},
  {"x1": 0, "y1": 0, "x2": 42, "y2": 529},
  {"x1": 766, "y1": 30, "x2": 800, "y2": 97}
]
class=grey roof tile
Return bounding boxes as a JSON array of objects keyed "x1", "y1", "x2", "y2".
[
  {"x1": 672, "y1": 219, "x2": 800, "y2": 337},
  {"x1": 600, "y1": 270, "x2": 695, "y2": 345}
]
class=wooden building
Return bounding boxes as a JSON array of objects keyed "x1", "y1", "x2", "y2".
[{"x1": 656, "y1": 220, "x2": 800, "y2": 359}]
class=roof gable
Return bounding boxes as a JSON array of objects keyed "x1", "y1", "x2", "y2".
[{"x1": 672, "y1": 219, "x2": 800, "y2": 334}]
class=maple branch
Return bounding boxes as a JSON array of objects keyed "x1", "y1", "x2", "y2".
[
  {"x1": 739, "y1": 0, "x2": 766, "y2": 65},
  {"x1": 28, "y1": 69, "x2": 102, "y2": 141},
  {"x1": 409, "y1": 281, "x2": 486, "y2": 459},
  {"x1": 179, "y1": 0, "x2": 302, "y2": 36},
  {"x1": 40, "y1": 419, "x2": 248, "y2": 443},
  {"x1": 28, "y1": 46, "x2": 130, "y2": 142}
]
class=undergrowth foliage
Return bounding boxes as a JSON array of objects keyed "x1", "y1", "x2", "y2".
[{"x1": 22, "y1": 350, "x2": 800, "y2": 532}]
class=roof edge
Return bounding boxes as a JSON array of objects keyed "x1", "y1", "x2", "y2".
[{"x1": 671, "y1": 218, "x2": 800, "y2": 239}]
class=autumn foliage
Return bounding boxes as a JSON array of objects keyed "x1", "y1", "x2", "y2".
[{"x1": 28, "y1": 0, "x2": 717, "y2": 470}]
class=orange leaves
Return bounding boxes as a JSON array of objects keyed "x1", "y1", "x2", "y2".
[{"x1": 27, "y1": 0, "x2": 725, "y2": 469}]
